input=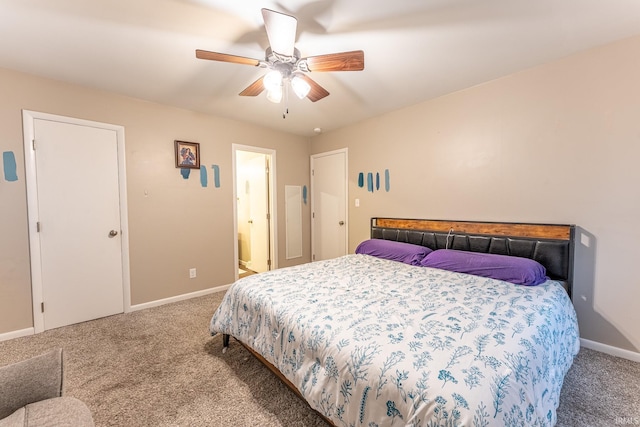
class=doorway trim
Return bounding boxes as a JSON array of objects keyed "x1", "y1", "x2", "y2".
[
  {"x1": 22, "y1": 110, "x2": 131, "y2": 333},
  {"x1": 232, "y1": 144, "x2": 277, "y2": 280}
]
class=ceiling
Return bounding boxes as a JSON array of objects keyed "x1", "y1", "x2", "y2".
[{"x1": 2, "y1": 1, "x2": 640, "y2": 137}]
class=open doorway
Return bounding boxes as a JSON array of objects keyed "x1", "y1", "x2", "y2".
[{"x1": 233, "y1": 145, "x2": 276, "y2": 280}]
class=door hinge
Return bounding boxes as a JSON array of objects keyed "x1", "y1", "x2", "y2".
[
  {"x1": 267, "y1": 259, "x2": 271, "y2": 267},
  {"x1": 312, "y1": 212, "x2": 315, "y2": 218},
  {"x1": 36, "y1": 222, "x2": 41, "y2": 232},
  {"x1": 312, "y1": 254, "x2": 316, "y2": 261},
  {"x1": 266, "y1": 213, "x2": 270, "y2": 220},
  {"x1": 32, "y1": 139, "x2": 36, "y2": 150},
  {"x1": 41, "y1": 302, "x2": 44, "y2": 313}
]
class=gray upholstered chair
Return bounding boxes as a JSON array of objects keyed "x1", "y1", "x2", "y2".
[{"x1": 0, "y1": 348, "x2": 94, "y2": 427}]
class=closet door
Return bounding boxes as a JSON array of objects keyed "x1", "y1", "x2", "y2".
[
  {"x1": 25, "y1": 112, "x2": 126, "y2": 331},
  {"x1": 311, "y1": 149, "x2": 348, "y2": 261}
]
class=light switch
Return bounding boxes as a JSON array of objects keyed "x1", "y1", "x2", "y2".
[{"x1": 580, "y1": 233, "x2": 590, "y2": 247}]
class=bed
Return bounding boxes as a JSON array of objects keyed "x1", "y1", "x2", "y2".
[{"x1": 210, "y1": 218, "x2": 580, "y2": 426}]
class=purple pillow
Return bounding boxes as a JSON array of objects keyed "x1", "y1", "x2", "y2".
[
  {"x1": 420, "y1": 249, "x2": 549, "y2": 286},
  {"x1": 355, "y1": 239, "x2": 432, "y2": 266}
]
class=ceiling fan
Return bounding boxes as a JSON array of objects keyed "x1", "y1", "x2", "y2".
[{"x1": 196, "y1": 8, "x2": 364, "y2": 106}]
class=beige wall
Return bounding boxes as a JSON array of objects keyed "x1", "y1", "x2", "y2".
[
  {"x1": 311, "y1": 35, "x2": 640, "y2": 353},
  {"x1": 4, "y1": 34, "x2": 640, "y2": 354},
  {"x1": 0, "y1": 68, "x2": 311, "y2": 334}
]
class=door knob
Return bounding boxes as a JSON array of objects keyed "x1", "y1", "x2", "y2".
[
  {"x1": 109, "y1": 230, "x2": 118, "y2": 237},
  {"x1": 339, "y1": 221, "x2": 345, "y2": 226}
]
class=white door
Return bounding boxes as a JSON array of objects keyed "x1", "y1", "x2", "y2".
[
  {"x1": 28, "y1": 116, "x2": 125, "y2": 330},
  {"x1": 248, "y1": 153, "x2": 270, "y2": 273},
  {"x1": 311, "y1": 149, "x2": 348, "y2": 261}
]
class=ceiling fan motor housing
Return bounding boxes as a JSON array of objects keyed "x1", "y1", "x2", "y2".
[{"x1": 196, "y1": 8, "x2": 363, "y2": 103}]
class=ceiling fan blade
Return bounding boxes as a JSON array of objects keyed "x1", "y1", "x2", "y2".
[
  {"x1": 304, "y1": 50, "x2": 365, "y2": 72},
  {"x1": 261, "y1": 8, "x2": 297, "y2": 57},
  {"x1": 299, "y1": 75, "x2": 329, "y2": 102},
  {"x1": 239, "y1": 76, "x2": 265, "y2": 96},
  {"x1": 196, "y1": 50, "x2": 260, "y2": 67}
]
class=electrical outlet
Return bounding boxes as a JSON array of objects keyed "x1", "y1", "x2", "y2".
[{"x1": 189, "y1": 268, "x2": 197, "y2": 279}]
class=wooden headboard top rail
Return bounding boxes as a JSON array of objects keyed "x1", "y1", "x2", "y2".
[{"x1": 373, "y1": 218, "x2": 572, "y2": 240}]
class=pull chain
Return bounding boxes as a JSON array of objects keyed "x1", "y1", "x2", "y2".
[{"x1": 282, "y1": 81, "x2": 289, "y2": 119}]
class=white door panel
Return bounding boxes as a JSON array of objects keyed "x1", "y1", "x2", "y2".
[
  {"x1": 248, "y1": 154, "x2": 269, "y2": 273},
  {"x1": 311, "y1": 149, "x2": 347, "y2": 261},
  {"x1": 34, "y1": 119, "x2": 124, "y2": 329}
]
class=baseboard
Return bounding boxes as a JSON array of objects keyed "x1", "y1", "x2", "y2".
[
  {"x1": 0, "y1": 327, "x2": 34, "y2": 343},
  {"x1": 1, "y1": 287, "x2": 231, "y2": 343},
  {"x1": 129, "y1": 284, "x2": 231, "y2": 312},
  {"x1": 581, "y1": 338, "x2": 640, "y2": 363}
]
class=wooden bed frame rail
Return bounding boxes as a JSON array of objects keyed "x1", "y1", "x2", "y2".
[{"x1": 222, "y1": 334, "x2": 335, "y2": 426}]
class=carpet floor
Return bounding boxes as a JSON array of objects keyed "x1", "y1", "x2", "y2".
[{"x1": 0, "y1": 291, "x2": 638, "y2": 426}]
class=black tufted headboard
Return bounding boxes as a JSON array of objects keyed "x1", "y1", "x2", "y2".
[{"x1": 371, "y1": 218, "x2": 576, "y2": 297}]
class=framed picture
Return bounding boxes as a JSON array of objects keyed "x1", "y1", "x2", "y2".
[{"x1": 175, "y1": 140, "x2": 200, "y2": 169}]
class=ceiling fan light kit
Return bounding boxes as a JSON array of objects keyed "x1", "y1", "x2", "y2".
[
  {"x1": 264, "y1": 69, "x2": 283, "y2": 103},
  {"x1": 196, "y1": 8, "x2": 364, "y2": 116},
  {"x1": 291, "y1": 74, "x2": 311, "y2": 99},
  {"x1": 263, "y1": 66, "x2": 310, "y2": 103}
]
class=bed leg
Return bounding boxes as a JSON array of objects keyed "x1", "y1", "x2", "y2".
[{"x1": 222, "y1": 334, "x2": 230, "y2": 354}]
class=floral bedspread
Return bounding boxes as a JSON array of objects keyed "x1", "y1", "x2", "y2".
[{"x1": 210, "y1": 254, "x2": 580, "y2": 426}]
